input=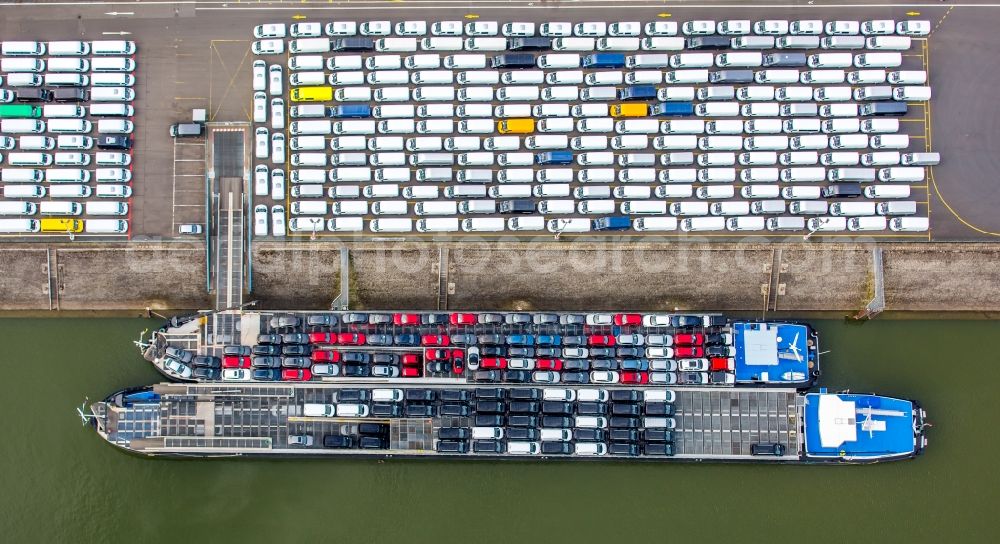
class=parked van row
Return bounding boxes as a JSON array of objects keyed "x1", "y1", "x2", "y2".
[{"x1": 1, "y1": 40, "x2": 135, "y2": 57}]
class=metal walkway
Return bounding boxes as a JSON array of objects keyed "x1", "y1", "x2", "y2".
[{"x1": 672, "y1": 389, "x2": 800, "y2": 458}]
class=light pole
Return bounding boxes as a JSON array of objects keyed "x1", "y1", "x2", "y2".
[
  {"x1": 803, "y1": 218, "x2": 829, "y2": 241},
  {"x1": 553, "y1": 218, "x2": 570, "y2": 241},
  {"x1": 309, "y1": 218, "x2": 321, "y2": 241}
]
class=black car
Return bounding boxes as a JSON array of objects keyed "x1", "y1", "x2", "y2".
[
  {"x1": 282, "y1": 344, "x2": 312, "y2": 356},
  {"x1": 306, "y1": 314, "x2": 337, "y2": 327},
  {"x1": 97, "y1": 135, "x2": 131, "y2": 150},
  {"x1": 644, "y1": 443, "x2": 676, "y2": 456},
  {"x1": 562, "y1": 359, "x2": 590, "y2": 372},
  {"x1": 404, "y1": 404, "x2": 435, "y2": 417},
  {"x1": 679, "y1": 372, "x2": 709, "y2": 385},
  {"x1": 436, "y1": 440, "x2": 468, "y2": 453},
  {"x1": 252, "y1": 368, "x2": 281, "y2": 381},
  {"x1": 610, "y1": 390, "x2": 640, "y2": 402},
  {"x1": 609, "y1": 429, "x2": 639, "y2": 442},
  {"x1": 281, "y1": 333, "x2": 310, "y2": 344},
  {"x1": 427, "y1": 362, "x2": 451, "y2": 374},
  {"x1": 541, "y1": 416, "x2": 572, "y2": 428},
  {"x1": 508, "y1": 388, "x2": 541, "y2": 401},
  {"x1": 541, "y1": 442, "x2": 573, "y2": 455},
  {"x1": 252, "y1": 344, "x2": 281, "y2": 356},
  {"x1": 508, "y1": 347, "x2": 535, "y2": 357},
  {"x1": 252, "y1": 356, "x2": 281, "y2": 369},
  {"x1": 281, "y1": 357, "x2": 311, "y2": 369},
  {"x1": 341, "y1": 352, "x2": 369, "y2": 364},
  {"x1": 450, "y1": 334, "x2": 477, "y2": 345},
  {"x1": 703, "y1": 315, "x2": 727, "y2": 327},
  {"x1": 256, "y1": 334, "x2": 282, "y2": 345},
  {"x1": 358, "y1": 422, "x2": 387, "y2": 436},
  {"x1": 509, "y1": 401, "x2": 540, "y2": 413},
  {"x1": 590, "y1": 359, "x2": 618, "y2": 371},
  {"x1": 192, "y1": 367, "x2": 220, "y2": 380},
  {"x1": 191, "y1": 355, "x2": 221, "y2": 368},
  {"x1": 561, "y1": 372, "x2": 589, "y2": 384},
  {"x1": 481, "y1": 346, "x2": 507, "y2": 357},
  {"x1": 422, "y1": 313, "x2": 449, "y2": 325},
  {"x1": 473, "y1": 370, "x2": 500, "y2": 382},
  {"x1": 475, "y1": 400, "x2": 505, "y2": 414},
  {"x1": 342, "y1": 364, "x2": 367, "y2": 377},
  {"x1": 643, "y1": 430, "x2": 674, "y2": 443},
  {"x1": 342, "y1": 313, "x2": 368, "y2": 324},
  {"x1": 438, "y1": 389, "x2": 470, "y2": 403},
  {"x1": 404, "y1": 389, "x2": 434, "y2": 402},
  {"x1": 608, "y1": 442, "x2": 640, "y2": 456},
  {"x1": 475, "y1": 388, "x2": 505, "y2": 400},
  {"x1": 503, "y1": 370, "x2": 531, "y2": 383},
  {"x1": 705, "y1": 333, "x2": 728, "y2": 345},
  {"x1": 507, "y1": 415, "x2": 538, "y2": 427},
  {"x1": 644, "y1": 403, "x2": 676, "y2": 417},
  {"x1": 359, "y1": 436, "x2": 388, "y2": 449},
  {"x1": 338, "y1": 389, "x2": 370, "y2": 403},
  {"x1": 366, "y1": 334, "x2": 393, "y2": 346},
  {"x1": 706, "y1": 345, "x2": 734, "y2": 358},
  {"x1": 588, "y1": 347, "x2": 614, "y2": 358},
  {"x1": 371, "y1": 353, "x2": 398, "y2": 365},
  {"x1": 610, "y1": 417, "x2": 641, "y2": 429},
  {"x1": 504, "y1": 313, "x2": 532, "y2": 325},
  {"x1": 542, "y1": 402, "x2": 573, "y2": 415},
  {"x1": 439, "y1": 427, "x2": 470, "y2": 440},
  {"x1": 562, "y1": 335, "x2": 586, "y2": 346},
  {"x1": 439, "y1": 404, "x2": 470, "y2": 417},
  {"x1": 616, "y1": 347, "x2": 641, "y2": 358},
  {"x1": 611, "y1": 403, "x2": 641, "y2": 417},
  {"x1": 750, "y1": 443, "x2": 786, "y2": 456},
  {"x1": 574, "y1": 428, "x2": 605, "y2": 442},
  {"x1": 535, "y1": 347, "x2": 560, "y2": 358},
  {"x1": 222, "y1": 345, "x2": 251, "y2": 357},
  {"x1": 474, "y1": 414, "x2": 504, "y2": 427},
  {"x1": 473, "y1": 440, "x2": 505, "y2": 453},
  {"x1": 371, "y1": 403, "x2": 401, "y2": 417},
  {"x1": 671, "y1": 315, "x2": 701, "y2": 328},
  {"x1": 394, "y1": 334, "x2": 420, "y2": 346},
  {"x1": 323, "y1": 434, "x2": 353, "y2": 448},
  {"x1": 576, "y1": 402, "x2": 607, "y2": 415},
  {"x1": 507, "y1": 427, "x2": 539, "y2": 441}
]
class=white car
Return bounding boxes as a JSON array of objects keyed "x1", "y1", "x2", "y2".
[
  {"x1": 585, "y1": 313, "x2": 613, "y2": 326},
  {"x1": 271, "y1": 133, "x2": 285, "y2": 164},
  {"x1": 649, "y1": 359, "x2": 678, "y2": 372},
  {"x1": 646, "y1": 334, "x2": 673, "y2": 347},
  {"x1": 642, "y1": 314, "x2": 671, "y2": 327},
  {"x1": 325, "y1": 21, "x2": 357, "y2": 36},
  {"x1": 562, "y1": 347, "x2": 589, "y2": 359},
  {"x1": 290, "y1": 22, "x2": 322, "y2": 38},
  {"x1": 222, "y1": 369, "x2": 252, "y2": 381},
  {"x1": 508, "y1": 358, "x2": 535, "y2": 370},
  {"x1": 617, "y1": 334, "x2": 645, "y2": 346},
  {"x1": 270, "y1": 98, "x2": 285, "y2": 129},
  {"x1": 608, "y1": 22, "x2": 640, "y2": 36},
  {"x1": 254, "y1": 204, "x2": 269, "y2": 236},
  {"x1": 590, "y1": 371, "x2": 620, "y2": 384},
  {"x1": 574, "y1": 22, "x2": 607, "y2": 37},
  {"x1": 312, "y1": 363, "x2": 340, "y2": 377},
  {"x1": 268, "y1": 64, "x2": 282, "y2": 96},
  {"x1": 254, "y1": 23, "x2": 287, "y2": 39},
  {"x1": 650, "y1": 372, "x2": 678, "y2": 385},
  {"x1": 271, "y1": 205, "x2": 286, "y2": 237},
  {"x1": 532, "y1": 371, "x2": 560, "y2": 383},
  {"x1": 254, "y1": 127, "x2": 269, "y2": 159},
  {"x1": 252, "y1": 39, "x2": 284, "y2": 55},
  {"x1": 465, "y1": 21, "x2": 498, "y2": 36},
  {"x1": 647, "y1": 347, "x2": 674, "y2": 359},
  {"x1": 252, "y1": 60, "x2": 266, "y2": 91},
  {"x1": 431, "y1": 20, "x2": 463, "y2": 36},
  {"x1": 270, "y1": 168, "x2": 285, "y2": 200},
  {"x1": 253, "y1": 91, "x2": 267, "y2": 123},
  {"x1": 254, "y1": 164, "x2": 269, "y2": 196},
  {"x1": 395, "y1": 21, "x2": 427, "y2": 36},
  {"x1": 679, "y1": 358, "x2": 710, "y2": 372},
  {"x1": 360, "y1": 20, "x2": 391, "y2": 36},
  {"x1": 164, "y1": 359, "x2": 192, "y2": 379},
  {"x1": 502, "y1": 22, "x2": 535, "y2": 37}
]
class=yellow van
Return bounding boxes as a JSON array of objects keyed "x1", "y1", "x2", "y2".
[
  {"x1": 290, "y1": 86, "x2": 333, "y2": 102},
  {"x1": 40, "y1": 218, "x2": 83, "y2": 233},
  {"x1": 497, "y1": 118, "x2": 534, "y2": 134},
  {"x1": 610, "y1": 103, "x2": 648, "y2": 117}
]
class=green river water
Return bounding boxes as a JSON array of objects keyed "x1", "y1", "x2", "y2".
[{"x1": 1, "y1": 317, "x2": 996, "y2": 543}]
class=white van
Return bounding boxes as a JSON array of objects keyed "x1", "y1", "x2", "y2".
[
  {"x1": 0, "y1": 202, "x2": 38, "y2": 215},
  {"x1": 85, "y1": 201, "x2": 128, "y2": 215},
  {"x1": 46, "y1": 58, "x2": 89, "y2": 73},
  {"x1": 893, "y1": 86, "x2": 931, "y2": 101},
  {"x1": 22, "y1": 136, "x2": 56, "y2": 150},
  {"x1": 91, "y1": 40, "x2": 136, "y2": 55},
  {"x1": 780, "y1": 167, "x2": 826, "y2": 182},
  {"x1": 89, "y1": 104, "x2": 133, "y2": 117},
  {"x1": 2, "y1": 41, "x2": 45, "y2": 56},
  {"x1": 633, "y1": 216, "x2": 678, "y2": 231},
  {"x1": 1, "y1": 169, "x2": 44, "y2": 183},
  {"x1": 726, "y1": 216, "x2": 766, "y2": 231},
  {"x1": 889, "y1": 217, "x2": 929, "y2": 232},
  {"x1": 416, "y1": 217, "x2": 459, "y2": 232},
  {"x1": 741, "y1": 184, "x2": 780, "y2": 199},
  {"x1": 443, "y1": 54, "x2": 486, "y2": 69},
  {"x1": 2, "y1": 185, "x2": 44, "y2": 198},
  {"x1": 877, "y1": 167, "x2": 924, "y2": 182},
  {"x1": 39, "y1": 201, "x2": 83, "y2": 216},
  {"x1": 47, "y1": 168, "x2": 90, "y2": 183},
  {"x1": 290, "y1": 201, "x2": 328, "y2": 215},
  {"x1": 865, "y1": 185, "x2": 911, "y2": 199},
  {"x1": 781, "y1": 186, "x2": 823, "y2": 200},
  {"x1": 90, "y1": 87, "x2": 134, "y2": 101},
  {"x1": 461, "y1": 217, "x2": 505, "y2": 232},
  {"x1": 412, "y1": 86, "x2": 456, "y2": 102},
  {"x1": 789, "y1": 201, "x2": 828, "y2": 215},
  {"x1": 1, "y1": 120, "x2": 45, "y2": 134},
  {"x1": 85, "y1": 219, "x2": 129, "y2": 233},
  {"x1": 846, "y1": 216, "x2": 887, "y2": 232},
  {"x1": 680, "y1": 216, "x2": 725, "y2": 232},
  {"x1": 422, "y1": 37, "x2": 464, "y2": 51},
  {"x1": 537, "y1": 54, "x2": 581, "y2": 69},
  {"x1": 716, "y1": 51, "x2": 762, "y2": 67},
  {"x1": 507, "y1": 216, "x2": 545, "y2": 231},
  {"x1": 370, "y1": 218, "x2": 413, "y2": 232},
  {"x1": 1, "y1": 58, "x2": 45, "y2": 72},
  {"x1": 709, "y1": 201, "x2": 750, "y2": 216},
  {"x1": 830, "y1": 202, "x2": 877, "y2": 217}
]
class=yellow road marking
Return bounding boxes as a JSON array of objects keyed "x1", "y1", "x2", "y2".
[
  {"x1": 906, "y1": 11, "x2": 921, "y2": 16},
  {"x1": 658, "y1": 13, "x2": 671, "y2": 18},
  {"x1": 464, "y1": 14, "x2": 479, "y2": 19}
]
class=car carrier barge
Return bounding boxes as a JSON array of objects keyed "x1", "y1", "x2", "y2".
[
  {"x1": 87, "y1": 382, "x2": 927, "y2": 463},
  {"x1": 144, "y1": 310, "x2": 820, "y2": 388}
]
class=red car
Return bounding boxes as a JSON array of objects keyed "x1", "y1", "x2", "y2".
[
  {"x1": 393, "y1": 313, "x2": 420, "y2": 326},
  {"x1": 536, "y1": 358, "x2": 563, "y2": 371},
  {"x1": 421, "y1": 334, "x2": 450, "y2": 346},
  {"x1": 621, "y1": 371, "x2": 649, "y2": 385},
  {"x1": 710, "y1": 357, "x2": 733, "y2": 372},
  {"x1": 336, "y1": 332, "x2": 366, "y2": 345},
  {"x1": 401, "y1": 353, "x2": 420, "y2": 366},
  {"x1": 614, "y1": 313, "x2": 642, "y2": 326},
  {"x1": 452, "y1": 352, "x2": 465, "y2": 375},
  {"x1": 401, "y1": 366, "x2": 421, "y2": 378},
  {"x1": 425, "y1": 348, "x2": 452, "y2": 361},
  {"x1": 310, "y1": 350, "x2": 339, "y2": 363},
  {"x1": 308, "y1": 332, "x2": 332, "y2": 344},
  {"x1": 222, "y1": 356, "x2": 251, "y2": 369},
  {"x1": 588, "y1": 334, "x2": 616, "y2": 346},
  {"x1": 282, "y1": 368, "x2": 312, "y2": 381},
  {"x1": 675, "y1": 346, "x2": 704, "y2": 358},
  {"x1": 449, "y1": 313, "x2": 478, "y2": 325},
  {"x1": 480, "y1": 357, "x2": 508, "y2": 369},
  {"x1": 674, "y1": 333, "x2": 705, "y2": 346}
]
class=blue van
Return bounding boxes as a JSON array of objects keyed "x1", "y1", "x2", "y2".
[
  {"x1": 582, "y1": 53, "x2": 626, "y2": 68},
  {"x1": 618, "y1": 85, "x2": 657, "y2": 101},
  {"x1": 650, "y1": 102, "x2": 695, "y2": 117},
  {"x1": 506, "y1": 335, "x2": 536, "y2": 346},
  {"x1": 592, "y1": 216, "x2": 631, "y2": 231},
  {"x1": 328, "y1": 105, "x2": 371, "y2": 118},
  {"x1": 535, "y1": 151, "x2": 573, "y2": 165}
]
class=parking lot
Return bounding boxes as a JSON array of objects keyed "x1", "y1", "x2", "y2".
[{"x1": 0, "y1": 39, "x2": 136, "y2": 239}]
